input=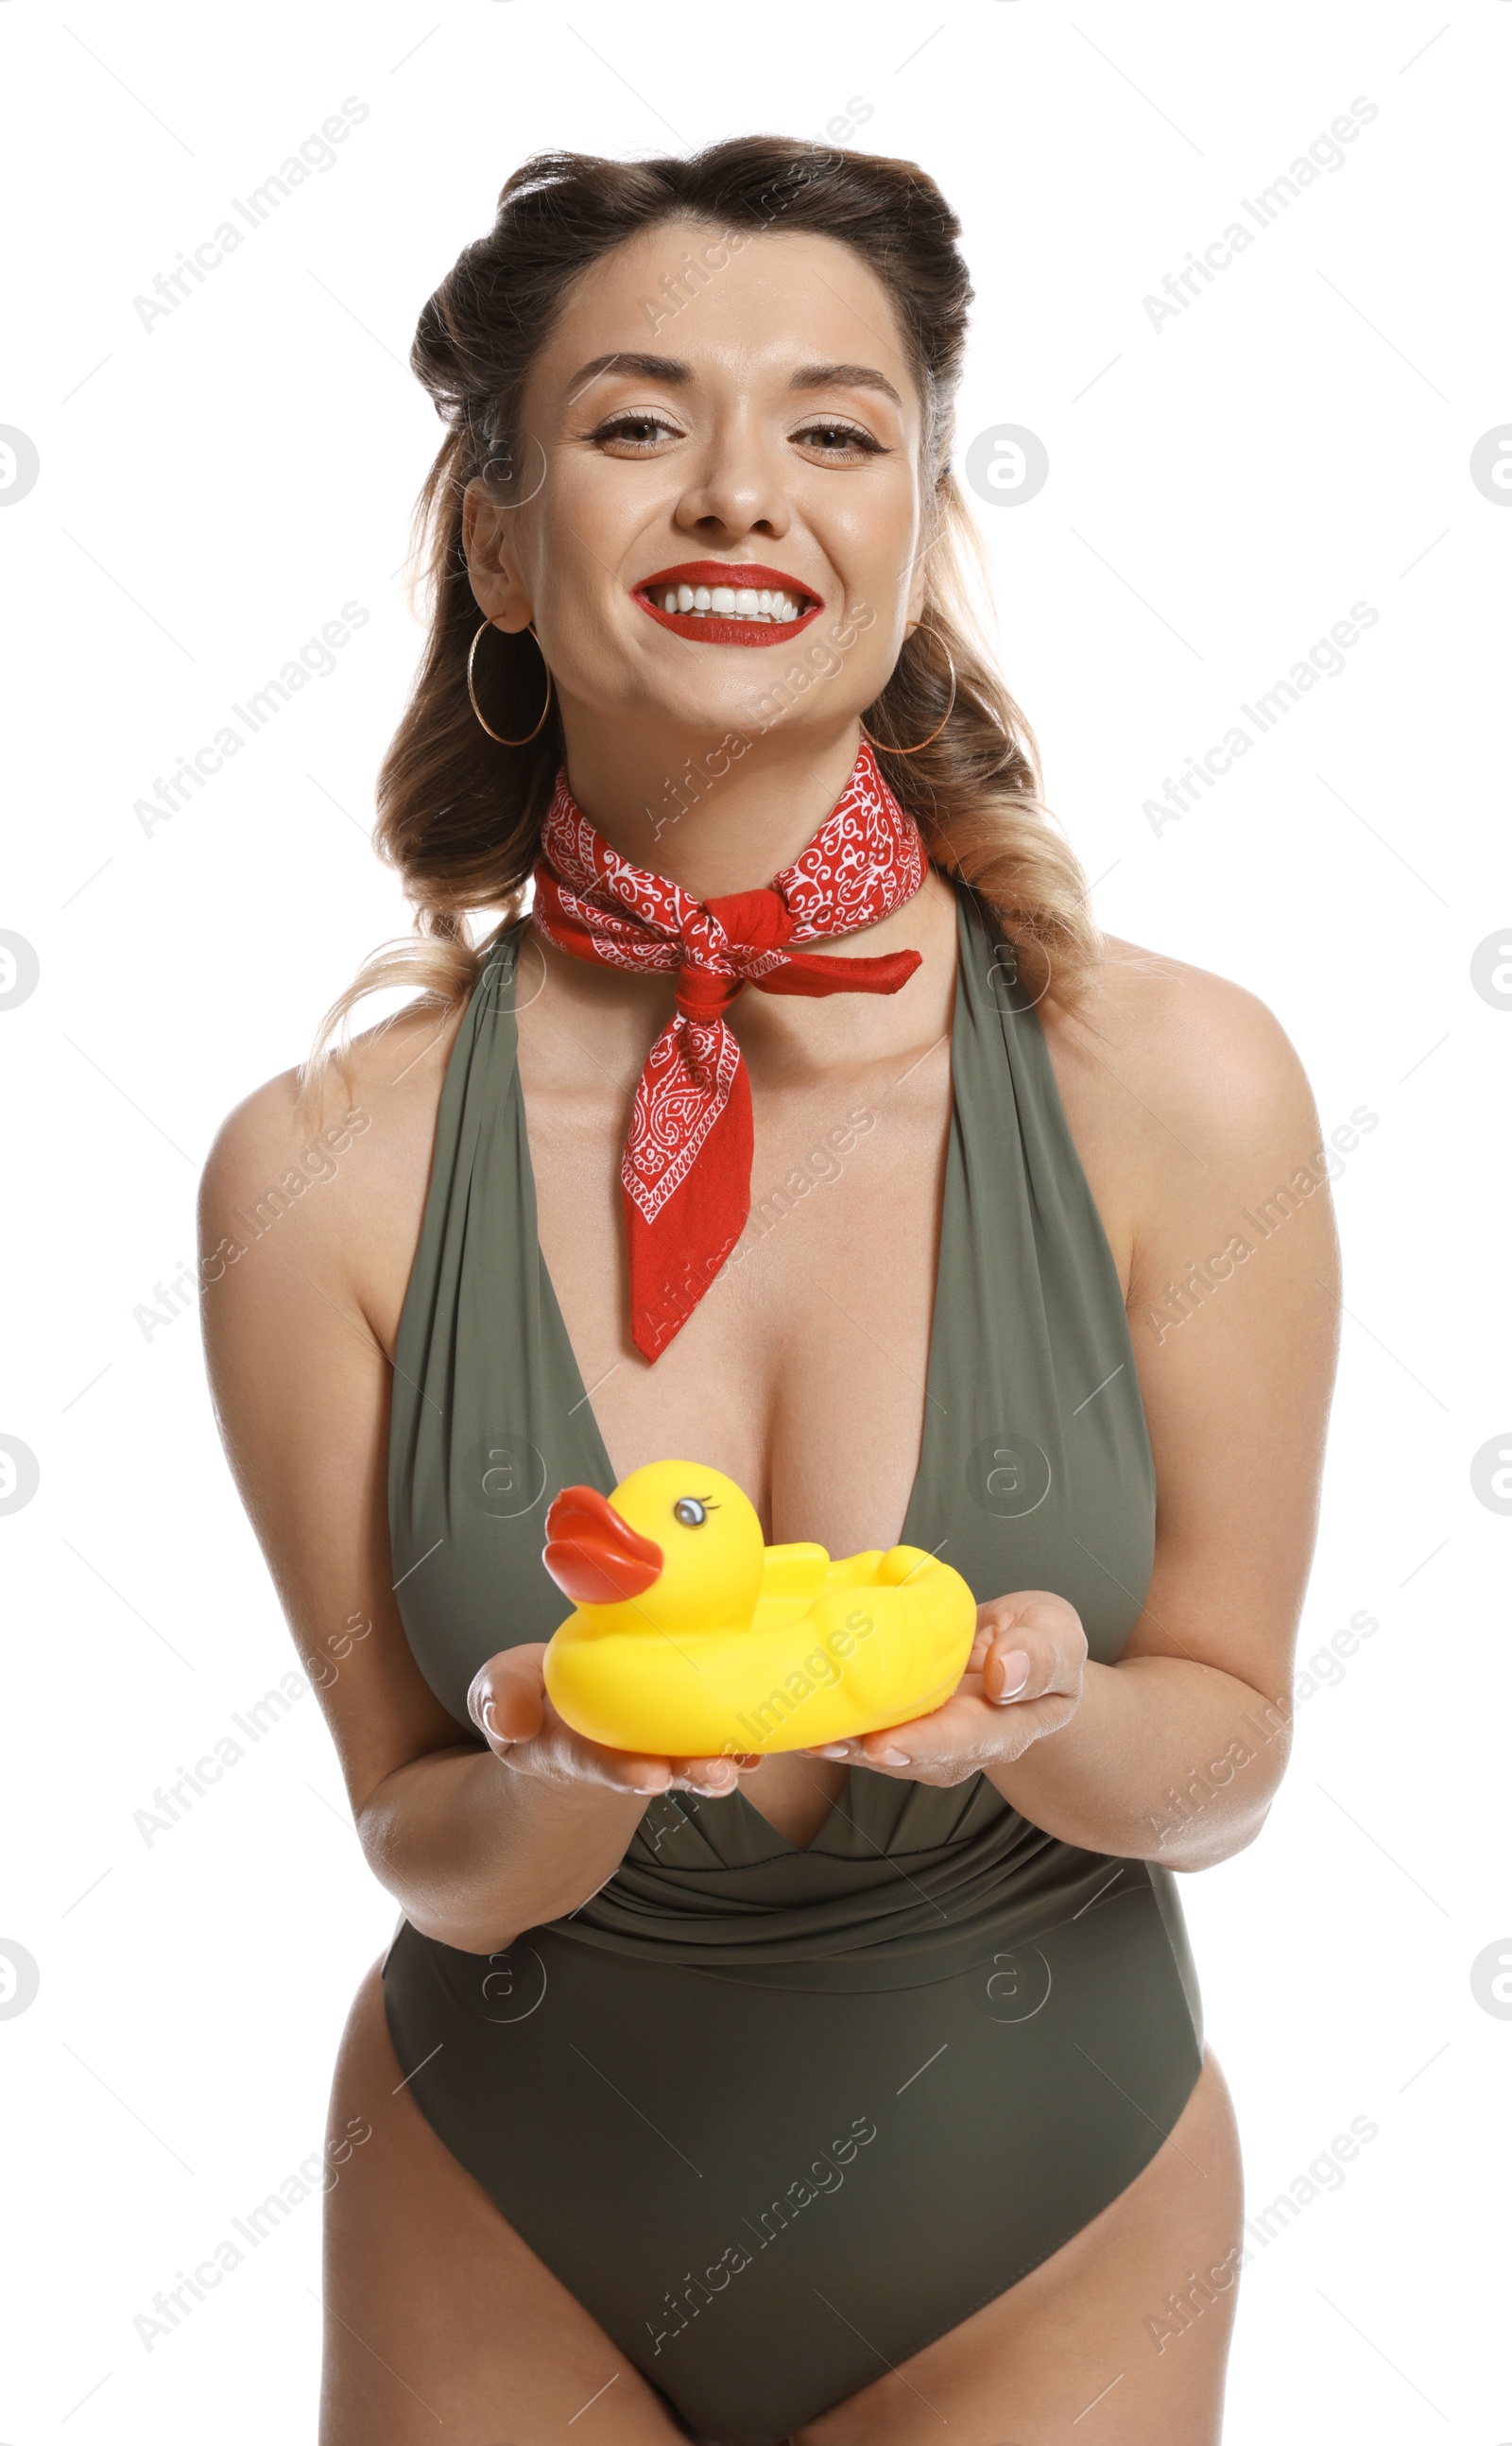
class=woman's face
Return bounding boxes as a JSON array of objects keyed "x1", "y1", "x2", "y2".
[{"x1": 463, "y1": 219, "x2": 931, "y2": 752}]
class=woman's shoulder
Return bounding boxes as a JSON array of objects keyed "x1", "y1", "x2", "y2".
[
  {"x1": 1062, "y1": 933, "x2": 1312, "y2": 1111},
  {"x1": 201, "y1": 995, "x2": 467, "y2": 1198},
  {"x1": 198, "y1": 995, "x2": 468, "y2": 1356},
  {"x1": 1039, "y1": 933, "x2": 1325, "y2": 1277}
]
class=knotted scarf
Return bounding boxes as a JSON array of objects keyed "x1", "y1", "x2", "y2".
[{"x1": 530, "y1": 742, "x2": 926, "y2": 1360}]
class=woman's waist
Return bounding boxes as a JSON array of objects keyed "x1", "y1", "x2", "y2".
[{"x1": 538, "y1": 1823, "x2": 1160, "y2": 1990}]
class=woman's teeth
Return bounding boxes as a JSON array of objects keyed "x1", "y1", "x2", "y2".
[{"x1": 657, "y1": 583, "x2": 806, "y2": 623}]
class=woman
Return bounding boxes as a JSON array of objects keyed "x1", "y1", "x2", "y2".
[{"x1": 200, "y1": 139, "x2": 1339, "y2": 2445}]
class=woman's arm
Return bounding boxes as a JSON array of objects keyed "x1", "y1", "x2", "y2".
[
  {"x1": 198, "y1": 1020, "x2": 725, "y2": 1956},
  {"x1": 984, "y1": 1630, "x2": 1298, "y2": 1871},
  {"x1": 828, "y1": 951, "x2": 1342, "y2": 1869}
]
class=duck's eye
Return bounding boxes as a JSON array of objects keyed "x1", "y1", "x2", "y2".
[{"x1": 673, "y1": 1498, "x2": 708, "y2": 1527}]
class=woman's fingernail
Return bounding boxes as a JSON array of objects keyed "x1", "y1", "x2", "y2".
[
  {"x1": 815, "y1": 1743, "x2": 850, "y2": 1760},
  {"x1": 481, "y1": 1701, "x2": 512, "y2": 1746},
  {"x1": 880, "y1": 1748, "x2": 911, "y2": 1766},
  {"x1": 992, "y1": 1650, "x2": 1031, "y2": 1702}
]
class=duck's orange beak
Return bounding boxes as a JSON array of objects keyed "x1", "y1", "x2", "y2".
[{"x1": 542, "y1": 1486, "x2": 663, "y2": 1605}]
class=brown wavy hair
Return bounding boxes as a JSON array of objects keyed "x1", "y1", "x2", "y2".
[{"x1": 302, "y1": 135, "x2": 1097, "y2": 1102}]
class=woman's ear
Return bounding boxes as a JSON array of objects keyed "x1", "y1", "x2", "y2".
[{"x1": 461, "y1": 477, "x2": 533, "y2": 630}]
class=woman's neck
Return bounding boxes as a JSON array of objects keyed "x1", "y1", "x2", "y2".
[
  {"x1": 557, "y1": 715, "x2": 870, "y2": 898},
  {"x1": 522, "y1": 863, "x2": 958, "y2": 1084}
]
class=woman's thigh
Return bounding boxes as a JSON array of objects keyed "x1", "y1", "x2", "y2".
[
  {"x1": 797, "y1": 2050, "x2": 1245, "y2": 2446},
  {"x1": 319, "y1": 1960, "x2": 690, "y2": 2445}
]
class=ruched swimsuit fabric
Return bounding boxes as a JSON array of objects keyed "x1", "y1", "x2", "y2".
[{"x1": 383, "y1": 880, "x2": 1204, "y2": 2446}]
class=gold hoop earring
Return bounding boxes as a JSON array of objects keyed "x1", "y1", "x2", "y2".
[
  {"x1": 859, "y1": 620, "x2": 957, "y2": 756},
  {"x1": 468, "y1": 619, "x2": 554, "y2": 746}
]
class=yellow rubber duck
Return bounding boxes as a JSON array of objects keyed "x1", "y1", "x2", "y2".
[{"x1": 541, "y1": 1460, "x2": 977, "y2": 1757}]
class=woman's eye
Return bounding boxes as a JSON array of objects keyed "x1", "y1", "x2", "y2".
[
  {"x1": 793, "y1": 422, "x2": 884, "y2": 459},
  {"x1": 587, "y1": 412, "x2": 682, "y2": 453},
  {"x1": 585, "y1": 413, "x2": 883, "y2": 460}
]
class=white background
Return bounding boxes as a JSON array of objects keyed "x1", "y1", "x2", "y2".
[{"x1": 2, "y1": 1, "x2": 1508, "y2": 2438}]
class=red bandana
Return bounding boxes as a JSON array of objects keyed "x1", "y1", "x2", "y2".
[{"x1": 530, "y1": 741, "x2": 926, "y2": 1361}]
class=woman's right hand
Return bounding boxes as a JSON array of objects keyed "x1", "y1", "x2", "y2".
[{"x1": 466, "y1": 1645, "x2": 755, "y2": 1801}]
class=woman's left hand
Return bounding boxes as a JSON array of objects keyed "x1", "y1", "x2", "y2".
[{"x1": 800, "y1": 1591, "x2": 1089, "y2": 1788}]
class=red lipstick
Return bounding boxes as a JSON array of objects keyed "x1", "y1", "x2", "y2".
[{"x1": 632, "y1": 560, "x2": 824, "y2": 648}]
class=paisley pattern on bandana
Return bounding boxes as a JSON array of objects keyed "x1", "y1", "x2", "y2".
[{"x1": 530, "y1": 740, "x2": 926, "y2": 1361}]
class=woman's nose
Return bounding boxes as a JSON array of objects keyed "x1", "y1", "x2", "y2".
[{"x1": 672, "y1": 422, "x2": 792, "y2": 543}]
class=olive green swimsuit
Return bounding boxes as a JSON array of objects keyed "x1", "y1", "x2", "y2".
[{"x1": 383, "y1": 879, "x2": 1204, "y2": 2445}]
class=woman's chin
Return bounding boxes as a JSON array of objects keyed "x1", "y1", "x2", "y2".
[{"x1": 600, "y1": 679, "x2": 860, "y2": 748}]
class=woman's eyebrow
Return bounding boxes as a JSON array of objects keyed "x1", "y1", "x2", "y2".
[
  {"x1": 561, "y1": 352, "x2": 904, "y2": 410},
  {"x1": 789, "y1": 361, "x2": 903, "y2": 408},
  {"x1": 564, "y1": 351, "x2": 687, "y2": 403}
]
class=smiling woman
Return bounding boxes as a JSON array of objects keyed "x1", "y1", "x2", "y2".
[
  {"x1": 198, "y1": 133, "x2": 1338, "y2": 2446},
  {"x1": 300, "y1": 139, "x2": 1097, "y2": 1084}
]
